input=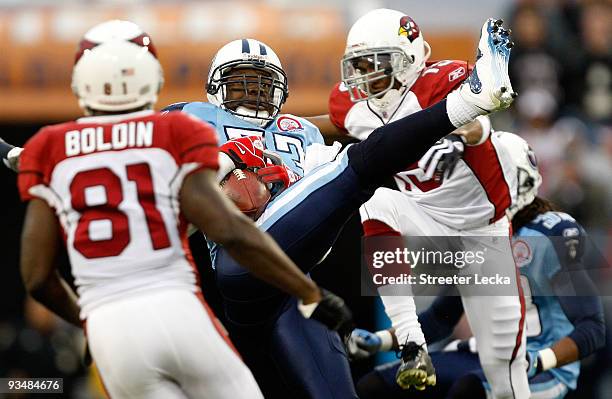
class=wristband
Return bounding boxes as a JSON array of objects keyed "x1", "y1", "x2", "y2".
[
  {"x1": 297, "y1": 300, "x2": 318, "y2": 318},
  {"x1": 472, "y1": 115, "x2": 491, "y2": 146},
  {"x1": 375, "y1": 330, "x2": 394, "y2": 351},
  {"x1": 217, "y1": 152, "x2": 237, "y2": 183},
  {"x1": 538, "y1": 348, "x2": 557, "y2": 371}
]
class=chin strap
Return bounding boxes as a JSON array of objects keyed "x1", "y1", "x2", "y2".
[
  {"x1": 234, "y1": 106, "x2": 271, "y2": 127},
  {"x1": 369, "y1": 86, "x2": 407, "y2": 117}
]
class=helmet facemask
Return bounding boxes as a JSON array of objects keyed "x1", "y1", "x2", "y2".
[
  {"x1": 506, "y1": 143, "x2": 542, "y2": 218},
  {"x1": 207, "y1": 60, "x2": 288, "y2": 127},
  {"x1": 341, "y1": 48, "x2": 411, "y2": 103}
]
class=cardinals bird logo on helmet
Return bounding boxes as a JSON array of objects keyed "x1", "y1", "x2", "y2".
[
  {"x1": 74, "y1": 20, "x2": 157, "y2": 64},
  {"x1": 398, "y1": 16, "x2": 420, "y2": 42}
]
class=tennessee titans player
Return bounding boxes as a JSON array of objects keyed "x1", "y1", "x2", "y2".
[{"x1": 349, "y1": 134, "x2": 605, "y2": 399}]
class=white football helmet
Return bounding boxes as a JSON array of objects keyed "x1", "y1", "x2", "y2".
[
  {"x1": 497, "y1": 132, "x2": 543, "y2": 218},
  {"x1": 75, "y1": 20, "x2": 158, "y2": 64},
  {"x1": 207, "y1": 39, "x2": 288, "y2": 127},
  {"x1": 72, "y1": 40, "x2": 163, "y2": 113},
  {"x1": 341, "y1": 9, "x2": 431, "y2": 108}
]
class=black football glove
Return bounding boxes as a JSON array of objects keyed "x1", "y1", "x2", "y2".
[{"x1": 298, "y1": 288, "x2": 354, "y2": 338}]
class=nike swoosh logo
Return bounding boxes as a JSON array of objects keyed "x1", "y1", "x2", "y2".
[{"x1": 235, "y1": 143, "x2": 247, "y2": 155}]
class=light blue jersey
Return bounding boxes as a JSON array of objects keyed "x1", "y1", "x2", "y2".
[
  {"x1": 162, "y1": 102, "x2": 325, "y2": 266},
  {"x1": 163, "y1": 102, "x2": 324, "y2": 177},
  {"x1": 515, "y1": 211, "x2": 585, "y2": 390}
]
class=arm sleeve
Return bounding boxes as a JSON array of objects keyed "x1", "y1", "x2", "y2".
[
  {"x1": 551, "y1": 270, "x2": 605, "y2": 358},
  {"x1": 419, "y1": 288, "x2": 464, "y2": 344},
  {"x1": 299, "y1": 117, "x2": 325, "y2": 146},
  {"x1": 327, "y1": 83, "x2": 352, "y2": 132},
  {"x1": 411, "y1": 61, "x2": 471, "y2": 107},
  {"x1": 548, "y1": 220, "x2": 605, "y2": 358}
]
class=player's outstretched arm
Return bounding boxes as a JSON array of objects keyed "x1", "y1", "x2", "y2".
[
  {"x1": 20, "y1": 199, "x2": 81, "y2": 327},
  {"x1": 180, "y1": 169, "x2": 352, "y2": 331},
  {"x1": 534, "y1": 270, "x2": 605, "y2": 373}
]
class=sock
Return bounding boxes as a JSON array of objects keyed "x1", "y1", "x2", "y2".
[{"x1": 446, "y1": 90, "x2": 484, "y2": 128}]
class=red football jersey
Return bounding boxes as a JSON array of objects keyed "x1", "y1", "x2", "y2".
[
  {"x1": 329, "y1": 61, "x2": 515, "y2": 229},
  {"x1": 18, "y1": 110, "x2": 219, "y2": 318}
]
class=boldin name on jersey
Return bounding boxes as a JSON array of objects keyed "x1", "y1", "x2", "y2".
[{"x1": 65, "y1": 120, "x2": 154, "y2": 156}]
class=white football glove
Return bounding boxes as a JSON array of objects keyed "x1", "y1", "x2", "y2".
[
  {"x1": 347, "y1": 328, "x2": 382, "y2": 360},
  {"x1": 3, "y1": 146, "x2": 23, "y2": 172},
  {"x1": 417, "y1": 135, "x2": 465, "y2": 183},
  {"x1": 346, "y1": 328, "x2": 395, "y2": 360}
]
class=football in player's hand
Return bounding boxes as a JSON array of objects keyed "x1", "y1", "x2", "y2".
[{"x1": 221, "y1": 169, "x2": 271, "y2": 219}]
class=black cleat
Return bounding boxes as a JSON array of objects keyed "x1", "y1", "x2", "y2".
[{"x1": 395, "y1": 341, "x2": 436, "y2": 390}]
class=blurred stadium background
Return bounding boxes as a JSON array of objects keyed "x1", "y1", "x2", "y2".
[{"x1": 0, "y1": 0, "x2": 609, "y2": 398}]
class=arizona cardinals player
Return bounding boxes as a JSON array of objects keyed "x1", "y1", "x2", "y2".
[
  {"x1": 307, "y1": 9, "x2": 528, "y2": 398},
  {"x1": 16, "y1": 21, "x2": 353, "y2": 399}
]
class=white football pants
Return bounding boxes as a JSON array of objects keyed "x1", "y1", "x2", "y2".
[{"x1": 86, "y1": 289, "x2": 264, "y2": 399}]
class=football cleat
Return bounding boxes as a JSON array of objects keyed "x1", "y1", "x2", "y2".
[
  {"x1": 458, "y1": 18, "x2": 516, "y2": 113},
  {"x1": 395, "y1": 341, "x2": 436, "y2": 390}
]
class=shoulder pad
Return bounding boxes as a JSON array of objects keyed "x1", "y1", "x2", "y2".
[
  {"x1": 528, "y1": 211, "x2": 586, "y2": 267},
  {"x1": 328, "y1": 82, "x2": 354, "y2": 131},
  {"x1": 412, "y1": 60, "x2": 470, "y2": 107},
  {"x1": 528, "y1": 211, "x2": 581, "y2": 236},
  {"x1": 161, "y1": 102, "x2": 188, "y2": 113}
]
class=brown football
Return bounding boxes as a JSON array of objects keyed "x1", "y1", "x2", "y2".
[{"x1": 221, "y1": 169, "x2": 271, "y2": 219}]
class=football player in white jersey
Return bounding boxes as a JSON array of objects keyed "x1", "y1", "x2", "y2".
[
  {"x1": 307, "y1": 9, "x2": 529, "y2": 398},
  {"x1": 14, "y1": 20, "x2": 353, "y2": 399}
]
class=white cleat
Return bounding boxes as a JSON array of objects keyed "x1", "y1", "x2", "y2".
[{"x1": 459, "y1": 18, "x2": 517, "y2": 113}]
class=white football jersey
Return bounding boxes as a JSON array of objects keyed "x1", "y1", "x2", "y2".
[{"x1": 18, "y1": 110, "x2": 219, "y2": 318}]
